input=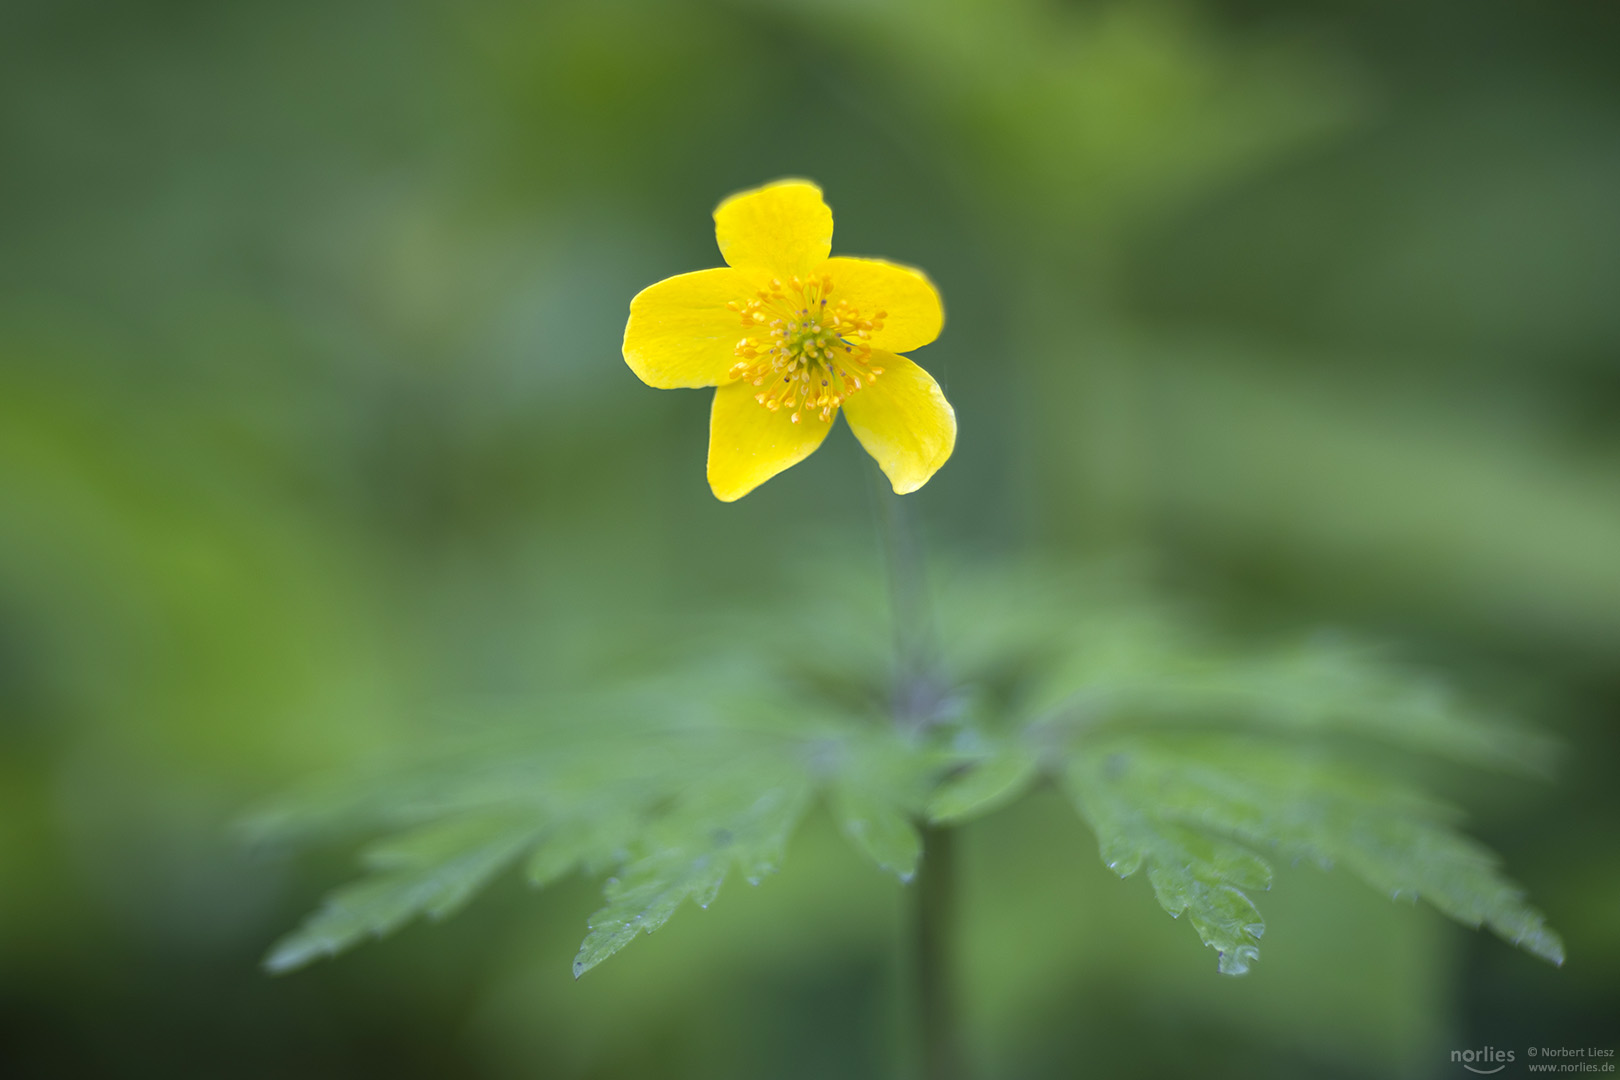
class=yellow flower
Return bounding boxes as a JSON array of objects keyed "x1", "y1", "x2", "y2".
[{"x1": 622, "y1": 179, "x2": 955, "y2": 502}]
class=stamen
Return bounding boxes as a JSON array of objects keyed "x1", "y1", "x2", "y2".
[{"x1": 725, "y1": 272, "x2": 882, "y2": 418}]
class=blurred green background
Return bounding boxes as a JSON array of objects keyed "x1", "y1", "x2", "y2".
[{"x1": 2, "y1": 0, "x2": 1617, "y2": 1076}]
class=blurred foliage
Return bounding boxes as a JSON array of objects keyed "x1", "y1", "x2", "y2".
[
  {"x1": 1, "y1": 0, "x2": 1617, "y2": 1076},
  {"x1": 253, "y1": 562, "x2": 1562, "y2": 981}
]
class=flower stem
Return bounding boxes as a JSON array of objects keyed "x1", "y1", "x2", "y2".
[
  {"x1": 869, "y1": 474, "x2": 964, "y2": 1080},
  {"x1": 872, "y1": 479, "x2": 943, "y2": 730},
  {"x1": 915, "y1": 823, "x2": 965, "y2": 1080}
]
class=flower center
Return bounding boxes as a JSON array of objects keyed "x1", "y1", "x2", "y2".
[{"x1": 727, "y1": 273, "x2": 886, "y2": 424}]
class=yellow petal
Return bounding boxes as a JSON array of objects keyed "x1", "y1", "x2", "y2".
[
  {"x1": 842, "y1": 351, "x2": 956, "y2": 495},
  {"x1": 714, "y1": 179, "x2": 833, "y2": 280},
  {"x1": 707, "y1": 380, "x2": 835, "y2": 502},
  {"x1": 622, "y1": 267, "x2": 749, "y2": 388},
  {"x1": 824, "y1": 257, "x2": 944, "y2": 354}
]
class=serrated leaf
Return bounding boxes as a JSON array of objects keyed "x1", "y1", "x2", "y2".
[
  {"x1": 525, "y1": 806, "x2": 645, "y2": 888},
  {"x1": 936, "y1": 563, "x2": 1556, "y2": 775},
  {"x1": 1124, "y1": 736, "x2": 1563, "y2": 965},
  {"x1": 253, "y1": 559, "x2": 1564, "y2": 982},
  {"x1": 572, "y1": 782, "x2": 811, "y2": 978},
  {"x1": 926, "y1": 746, "x2": 1039, "y2": 824},
  {"x1": 1066, "y1": 734, "x2": 1564, "y2": 973},
  {"x1": 264, "y1": 816, "x2": 539, "y2": 974},
  {"x1": 1143, "y1": 641, "x2": 1560, "y2": 775},
  {"x1": 1313, "y1": 802, "x2": 1564, "y2": 966},
  {"x1": 833, "y1": 785, "x2": 921, "y2": 882},
  {"x1": 572, "y1": 853, "x2": 728, "y2": 979},
  {"x1": 1070, "y1": 764, "x2": 1270, "y2": 975}
]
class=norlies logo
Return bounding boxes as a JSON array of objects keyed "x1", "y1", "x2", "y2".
[{"x1": 1454, "y1": 1046, "x2": 1517, "y2": 1074}]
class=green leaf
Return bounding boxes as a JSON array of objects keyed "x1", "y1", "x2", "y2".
[
  {"x1": 525, "y1": 808, "x2": 643, "y2": 888},
  {"x1": 253, "y1": 678, "x2": 832, "y2": 976},
  {"x1": 264, "y1": 816, "x2": 539, "y2": 974},
  {"x1": 931, "y1": 562, "x2": 1555, "y2": 773},
  {"x1": 253, "y1": 560, "x2": 1563, "y2": 982},
  {"x1": 926, "y1": 744, "x2": 1040, "y2": 824},
  {"x1": 1065, "y1": 733, "x2": 1564, "y2": 973},
  {"x1": 833, "y1": 784, "x2": 922, "y2": 882},
  {"x1": 1069, "y1": 763, "x2": 1270, "y2": 975},
  {"x1": 1103, "y1": 639, "x2": 1559, "y2": 774},
  {"x1": 572, "y1": 781, "x2": 812, "y2": 977}
]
